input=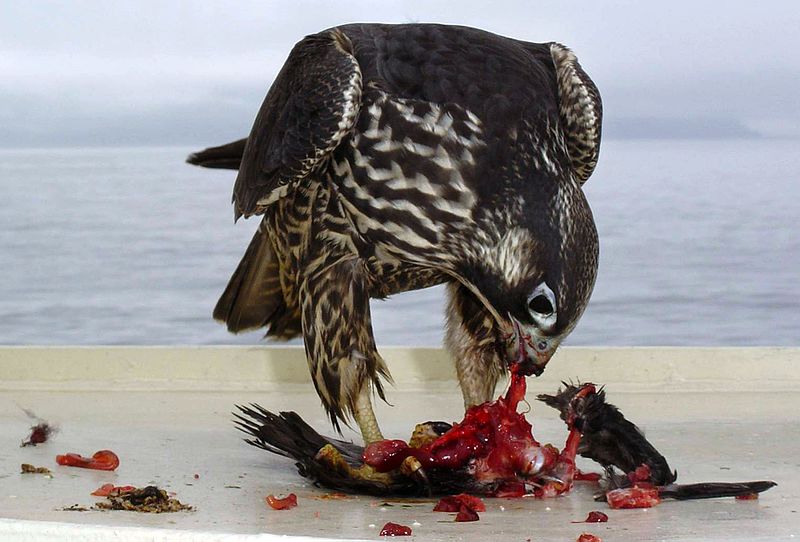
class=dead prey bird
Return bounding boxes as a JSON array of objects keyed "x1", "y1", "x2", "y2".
[
  {"x1": 537, "y1": 383, "x2": 776, "y2": 501},
  {"x1": 235, "y1": 369, "x2": 589, "y2": 497},
  {"x1": 235, "y1": 378, "x2": 775, "y2": 501}
]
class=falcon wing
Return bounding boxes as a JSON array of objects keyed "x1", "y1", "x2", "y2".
[
  {"x1": 549, "y1": 43, "x2": 603, "y2": 184},
  {"x1": 233, "y1": 29, "x2": 362, "y2": 219}
]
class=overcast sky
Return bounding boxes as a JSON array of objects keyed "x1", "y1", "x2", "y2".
[{"x1": 2, "y1": 0, "x2": 798, "y2": 147}]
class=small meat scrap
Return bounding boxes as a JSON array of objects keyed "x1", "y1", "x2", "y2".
[
  {"x1": 95, "y1": 486, "x2": 192, "y2": 513},
  {"x1": 573, "y1": 511, "x2": 609, "y2": 523},
  {"x1": 56, "y1": 450, "x2": 119, "y2": 471},
  {"x1": 434, "y1": 494, "x2": 484, "y2": 522},
  {"x1": 627, "y1": 464, "x2": 653, "y2": 486},
  {"x1": 91, "y1": 483, "x2": 137, "y2": 497},
  {"x1": 266, "y1": 493, "x2": 298, "y2": 510},
  {"x1": 21, "y1": 463, "x2": 53, "y2": 475},
  {"x1": 574, "y1": 470, "x2": 602, "y2": 483},
  {"x1": 455, "y1": 505, "x2": 480, "y2": 522},
  {"x1": 735, "y1": 493, "x2": 759, "y2": 500},
  {"x1": 379, "y1": 522, "x2": 412, "y2": 536},
  {"x1": 577, "y1": 534, "x2": 602, "y2": 542},
  {"x1": 433, "y1": 494, "x2": 486, "y2": 512},
  {"x1": 21, "y1": 422, "x2": 55, "y2": 447},
  {"x1": 606, "y1": 487, "x2": 661, "y2": 509}
]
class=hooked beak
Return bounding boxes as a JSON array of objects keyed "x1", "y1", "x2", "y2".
[{"x1": 508, "y1": 316, "x2": 559, "y2": 377}]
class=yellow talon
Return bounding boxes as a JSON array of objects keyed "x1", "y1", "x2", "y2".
[{"x1": 315, "y1": 444, "x2": 395, "y2": 484}]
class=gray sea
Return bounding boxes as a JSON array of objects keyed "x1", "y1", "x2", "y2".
[{"x1": 0, "y1": 140, "x2": 797, "y2": 346}]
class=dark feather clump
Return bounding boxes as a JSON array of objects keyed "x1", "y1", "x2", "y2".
[
  {"x1": 537, "y1": 382, "x2": 677, "y2": 486},
  {"x1": 537, "y1": 383, "x2": 776, "y2": 501}
]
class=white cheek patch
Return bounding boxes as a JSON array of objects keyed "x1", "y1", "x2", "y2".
[{"x1": 472, "y1": 227, "x2": 539, "y2": 290}]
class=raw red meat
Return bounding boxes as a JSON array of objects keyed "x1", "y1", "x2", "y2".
[
  {"x1": 265, "y1": 493, "x2": 298, "y2": 510},
  {"x1": 22, "y1": 423, "x2": 54, "y2": 447},
  {"x1": 574, "y1": 470, "x2": 602, "y2": 482},
  {"x1": 455, "y1": 504, "x2": 480, "y2": 522},
  {"x1": 735, "y1": 493, "x2": 759, "y2": 500},
  {"x1": 573, "y1": 511, "x2": 608, "y2": 523},
  {"x1": 606, "y1": 487, "x2": 661, "y2": 509},
  {"x1": 628, "y1": 463, "x2": 653, "y2": 486},
  {"x1": 379, "y1": 522, "x2": 412, "y2": 536},
  {"x1": 576, "y1": 533, "x2": 603, "y2": 542},
  {"x1": 433, "y1": 494, "x2": 486, "y2": 512},
  {"x1": 56, "y1": 450, "x2": 119, "y2": 471},
  {"x1": 362, "y1": 364, "x2": 593, "y2": 498}
]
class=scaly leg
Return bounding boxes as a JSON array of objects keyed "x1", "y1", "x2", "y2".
[{"x1": 354, "y1": 384, "x2": 384, "y2": 443}]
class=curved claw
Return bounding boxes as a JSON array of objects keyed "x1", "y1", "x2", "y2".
[
  {"x1": 413, "y1": 466, "x2": 432, "y2": 497},
  {"x1": 400, "y1": 456, "x2": 432, "y2": 496}
]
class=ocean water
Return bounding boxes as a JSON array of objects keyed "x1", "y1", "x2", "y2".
[{"x1": 0, "y1": 140, "x2": 797, "y2": 346}]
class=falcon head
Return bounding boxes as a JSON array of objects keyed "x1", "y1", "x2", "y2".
[{"x1": 456, "y1": 177, "x2": 599, "y2": 377}]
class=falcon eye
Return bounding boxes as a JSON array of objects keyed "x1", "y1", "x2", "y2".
[
  {"x1": 527, "y1": 282, "x2": 557, "y2": 332},
  {"x1": 528, "y1": 295, "x2": 554, "y2": 315}
]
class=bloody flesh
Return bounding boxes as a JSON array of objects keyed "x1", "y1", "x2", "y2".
[
  {"x1": 628, "y1": 464, "x2": 654, "y2": 486},
  {"x1": 606, "y1": 487, "x2": 661, "y2": 509},
  {"x1": 455, "y1": 504, "x2": 480, "y2": 522},
  {"x1": 574, "y1": 511, "x2": 609, "y2": 523},
  {"x1": 433, "y1": 494, "x2": 486, "y2": 513},
  {"x1": 266, "y1": 493, "x2": 297, "y2": 510},
  {"x1": 56, "y1": 450, "x2": 119, "y2": 471},
  {"x1": 363, "y1": 366, "x2": 592, "y2": 496},
  {"x1": 576, "y1": 534, "x2": 603, "y2": 542},
  {"x1": 21, "y1": 423, "x2": 53, "y2": 447},
  {"x1": 379, "y1": 522, "x2": 412, "y2": 536},
  {"x1": 574, "y1": 470, "x2": 602, "y2": 482}
]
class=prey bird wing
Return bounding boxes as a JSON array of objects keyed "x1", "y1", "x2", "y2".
[{"x1": 233, "y1": 29, "x2": 362, "y2": 219}]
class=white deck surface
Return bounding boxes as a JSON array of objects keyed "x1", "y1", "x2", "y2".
[{"x1": 1, "y1": 347, "x2": 799, "y2": 541}]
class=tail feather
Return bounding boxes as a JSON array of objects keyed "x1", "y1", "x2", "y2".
[
  {"x1": 234, "y1": 404, "x2": 363, "y2": 464},
  {"x1": 659, "y1": 481, "x2": 777, "y2": 500},
  {"x1": 213, "y1": 225, "x2": 284, "y2": 333},
  {"x1": 187, "y1": 138, "x2": 247, "y2": 170}
]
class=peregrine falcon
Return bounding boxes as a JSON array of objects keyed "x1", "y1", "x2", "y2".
[{"x1": 188, "y1": 23, "x2": 601, "y2": 448}]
